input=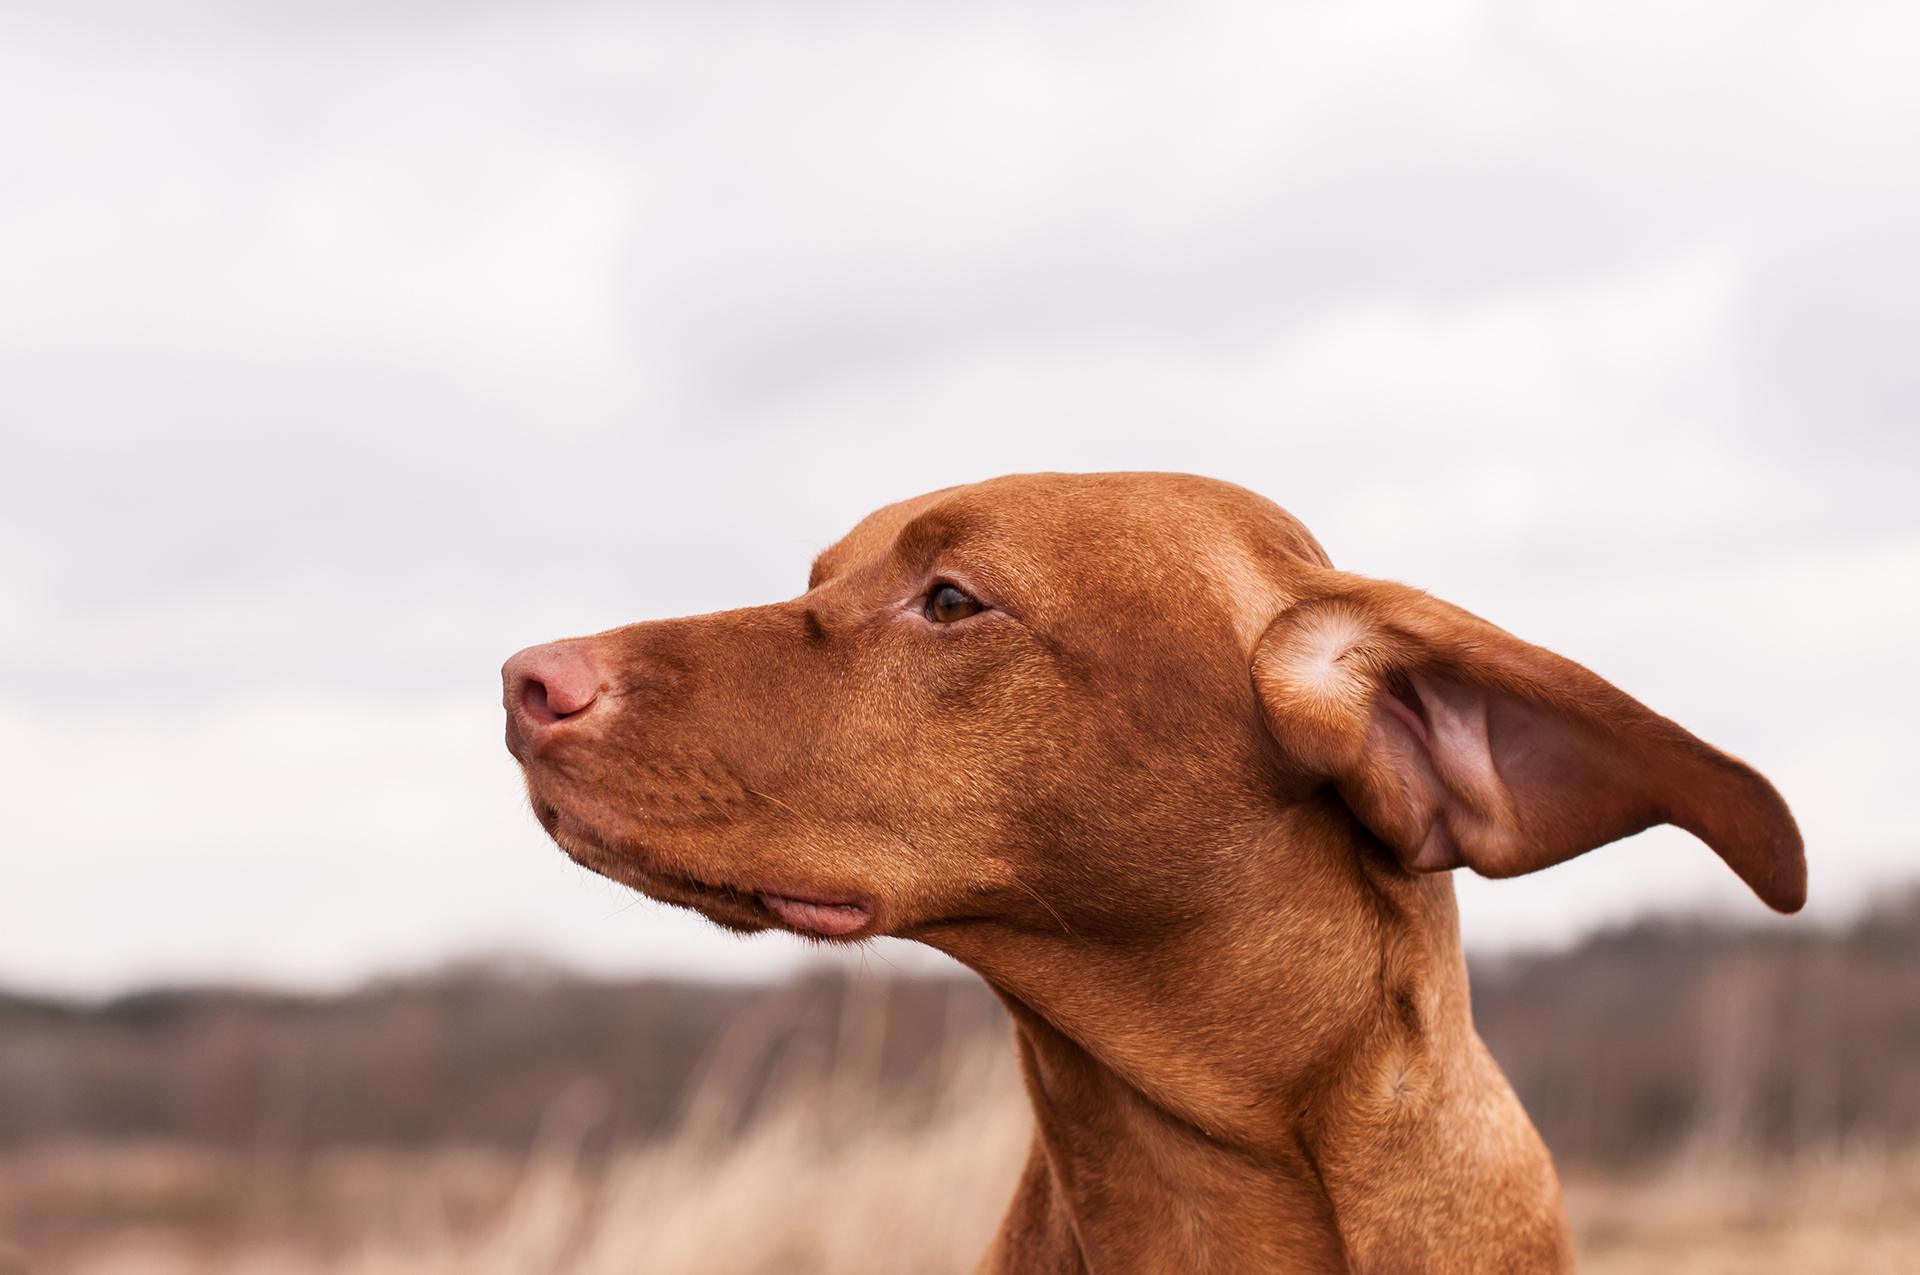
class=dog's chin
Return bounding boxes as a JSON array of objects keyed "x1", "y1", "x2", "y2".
[
  {"x1": 529, "y1": 792, "x2": 876, "y2": 941},
  {"x1": 551, "y1": 821, "x2": 774, "y2": 933}
]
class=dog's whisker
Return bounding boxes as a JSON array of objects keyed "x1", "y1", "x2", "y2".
[
  {"x1": 1007, "y1": 873, "x2": 1076, "y2": 940},
  {"x1": 743, "y1": 786, "x2": 804, "y2": 819}
]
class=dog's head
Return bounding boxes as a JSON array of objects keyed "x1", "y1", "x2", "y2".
[{"x1": 503, "y1": 472, "x2": 1803, "y2": 953}]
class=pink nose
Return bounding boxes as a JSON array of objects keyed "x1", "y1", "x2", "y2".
[{"x1": 502, "y1": 641, "x2": 605, "y2": 744}]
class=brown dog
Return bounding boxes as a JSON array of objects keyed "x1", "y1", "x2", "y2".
[{"x1": 502, "y1": 472, "x2": 1803, "y2": 1273}]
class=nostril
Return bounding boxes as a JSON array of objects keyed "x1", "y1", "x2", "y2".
[
  {"x1": 503, "y1": 641, "x2": 606, "y2": 734},
  {"x1": 543, "y1": 676, "x2": 598, "y2": 718},
  {"x1": 521, "y1": 673, "x2": 596, "y2": 725},
  {"x1": 521, "y1": 676, "x2": 558, "y2": 724}
]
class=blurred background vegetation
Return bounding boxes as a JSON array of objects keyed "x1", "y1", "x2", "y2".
[{"x1": 3, "y1": 887, "x2": 1916, "y2": 1273}]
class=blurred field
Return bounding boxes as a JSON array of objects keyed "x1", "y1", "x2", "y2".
[
  {"x1": 3, "y1": 890, "x2": 1916, "y2": 1273},
  {"x1": 3, "y1": 1072, "x2": 1916, "y2": 1274}
]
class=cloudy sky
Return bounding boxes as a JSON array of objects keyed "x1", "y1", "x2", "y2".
[{"x1": 3, "y1": 1, "x2": 1914, "y2": 995}]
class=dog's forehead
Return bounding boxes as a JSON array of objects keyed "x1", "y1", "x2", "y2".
[
  {"x1": 812, "y1": 473, "x2": 1329, "y2": 639},
  {"x1": 811, "y1": 485, "x2": 961, "y2": 583}
]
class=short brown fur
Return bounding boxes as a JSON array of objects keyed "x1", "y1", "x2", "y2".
[{"x1": 504, "y1": 472, "x2": 1803, "y2": 1273}]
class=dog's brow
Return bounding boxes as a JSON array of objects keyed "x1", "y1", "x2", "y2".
[
  {"x1": 892, "y1": 508, "x2": 970, "y2": 570},
  {"x1": 807, "y1": 552, "x2": 835, "y2": 591}
]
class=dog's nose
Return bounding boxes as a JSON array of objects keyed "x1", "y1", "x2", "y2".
[{"x1": 503, "y1": 641, "x2": 606, "y2": 744}]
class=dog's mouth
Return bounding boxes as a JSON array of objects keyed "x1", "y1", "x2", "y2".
[{"x1": 532, "y1": 796, "x2": 875, "y2": 940}]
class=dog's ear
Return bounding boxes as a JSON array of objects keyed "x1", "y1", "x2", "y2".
[{"x1": 1251, "y1": 572, "x2": 1804, "y2": 912}]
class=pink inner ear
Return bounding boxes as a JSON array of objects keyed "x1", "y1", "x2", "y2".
[
  {"x1": 1378, "y1": 676, "x2": 1431, "y2": 747},
  {"x1": 1364, "y1": 669, "x2": 1682, "y2": 883},
  {"x1": 1364, "y1": 672, "x2": 1523, "y2": 875}
]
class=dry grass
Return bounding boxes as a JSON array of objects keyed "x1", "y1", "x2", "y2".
[
  {"x1": 4, "y1": 1031, "x2": 1916, "y2": 1275},
  {"x1": 11, "y1": 906, "x2": 1920, "y2": 1274},
  {"x1": 0, "y1": 1037, "x2": 1030, "y2": 1275},
  {"x1": 1569, "y1": 1147, "x2": 1920, "y2": 1275}
]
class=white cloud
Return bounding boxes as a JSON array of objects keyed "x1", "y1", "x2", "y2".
[{"x1": 1, "y1": 0, "x2": 1913, "y2": 991}]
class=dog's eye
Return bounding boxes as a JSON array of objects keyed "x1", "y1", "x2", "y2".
[{"x1": 924, "y1": 583, "x2": 984, "y2": 624}]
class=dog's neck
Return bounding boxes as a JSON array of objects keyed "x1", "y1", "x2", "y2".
[{"x1": 937, "y1": 802, "x2": 1573, "y2": 1275}]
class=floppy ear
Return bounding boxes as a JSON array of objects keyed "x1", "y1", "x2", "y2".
[{"x1": 1251, "y1": 573, "x2": 1805, "y2": 912}]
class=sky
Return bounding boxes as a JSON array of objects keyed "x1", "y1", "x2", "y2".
[{"x1": 2, "y1": 0, "x2": 1915, "y2": 996}]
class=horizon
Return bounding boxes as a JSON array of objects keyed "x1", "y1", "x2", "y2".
[{"x1": 10, "y1": 875, "x2": 1913, "y2": 1005}]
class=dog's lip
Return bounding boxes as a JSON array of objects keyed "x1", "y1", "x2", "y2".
[
  {"x1": 756, "y1": 891, "x2": 873, "y2": 938},
  {"x1": 538, "y1": 800, "x2": 876, "y2": 939}
]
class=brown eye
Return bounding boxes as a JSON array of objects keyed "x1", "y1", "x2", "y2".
[{"x1": 925, "y1": 583, "x2": 984, "y2": 624}]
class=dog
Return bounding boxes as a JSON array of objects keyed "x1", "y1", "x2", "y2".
[{"x1": 502, "y1": 472, "x2": 1803, "y2": 1273}]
